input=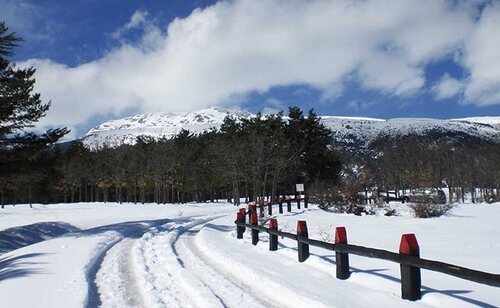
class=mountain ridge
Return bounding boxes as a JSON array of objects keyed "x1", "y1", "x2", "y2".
[{"x1": 81, "y1": 106, "x2": 500, "y2": 149}]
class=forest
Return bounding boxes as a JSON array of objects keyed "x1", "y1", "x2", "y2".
[
  {"x1": 1, "y1": 109, "x2": 499, "y2": 206},
  {"x1": 1, "y1": 108, "x2": 343, "y2": 206}
]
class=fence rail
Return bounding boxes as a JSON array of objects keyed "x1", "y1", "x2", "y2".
[{"x1": 234, "y1": 202, "x2": 500, "y2": 302}]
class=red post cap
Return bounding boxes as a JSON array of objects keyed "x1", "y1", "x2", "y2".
[
  {"x1": 335, "y1": 226, "x2": 347, "y2": 244},
  {"x1": 297, "y1": 220, "x2": 308, "y2": 236},
  {"x1": 269, "y1": 218, "x2": 278, "y2": 229},
  {"x1": 250, "y1": 213, "x2": 258, "y2": 225},
  {"x1": 399, "y1": 234, "x2": 420, "y2": 256}
]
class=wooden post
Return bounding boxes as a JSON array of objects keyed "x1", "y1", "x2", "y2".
[
  {"x1": 287, "y1": 198, "x2": 292, "y2": 212},
  {"x1": 268, "y1": 201, "x2": 272, "y2": 216},
  {"x1": 297, "y1": 220, "x2": 309, "y2": 262},
  {"x1": 236, "y1": 211, "x2": 245, "y2": 239},
  {"x1": 335, "y1": 227, "x2": 350, "y2": 279},
  {"x1": 304, "y1": 195, "x2": 308, "y2": 209},
  {"x1": 278, "y1": 197, "x2": 283, "y2": 214},
  {"x1": 297, "y1": 194, "x2": 301, "y2": 209},
  {"x1": 399, "y1": 234, "x2": 421, "y2": 301},
  {"x1": 269, "y1": 218, "x2": 278, "y2": 251},
  {"x1": 251, "y1": 212, "x2": 259, "y2": 245},
  {"x1": 247, "y1": 203, "x2": 256, "y2": 219}
]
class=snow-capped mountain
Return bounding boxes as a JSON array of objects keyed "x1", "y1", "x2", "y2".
[
  {"x1": 83, "y1": 107, "x2": 252, "y2": 148},
  {"x1": 82, "y1": 106, "x2": 500, "y2": 149}
]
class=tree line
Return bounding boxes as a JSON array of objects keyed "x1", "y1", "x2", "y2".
[
  {"x1": 335, "y1": 134, "x2": 500, "y2": 204},
  {"x1": 1, "y1": 109, "x2": 342, "y2": 206},
  {"x1": 368, "y1": 134, "x2": 500, "y2": 203}
]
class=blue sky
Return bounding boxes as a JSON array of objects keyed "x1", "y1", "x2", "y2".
[{"x1": 2, "y1": 0, "x2": 500, "y2": 137}]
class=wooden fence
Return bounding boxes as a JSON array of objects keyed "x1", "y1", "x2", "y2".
[{"x1": 234, "y1": 200, "x2": 500, "y2": 302}]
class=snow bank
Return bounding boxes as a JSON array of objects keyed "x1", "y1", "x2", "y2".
[
  {"x1": 0, "y1": 221, "x2": 80, "y2": 254},
  {"x1": 0, "y1": 231, "x2": 120, "y2": 307}
]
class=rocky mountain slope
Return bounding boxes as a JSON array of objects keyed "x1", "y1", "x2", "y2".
[{"x1": 81, "y1": 107, "x2": 500, "y2": 150}]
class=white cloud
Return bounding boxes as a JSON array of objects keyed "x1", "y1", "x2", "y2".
[
  {"x1": 16, "y1": 0, "x2": 499, "y2": 135},
  {"x1": 462, "y1": 3, "x2": 500, "y2": 106},
  {"x1": 0, "y1": 0, "x2": 60, "y2": 42},
  {"x1": 347, "y1": 100, "x2": 377, "y2": 111},
  {"x1": 112, "y1": 10, "x2": 149, "y2": 39},
  {"x1": 433, "y1": 73, "x2": 464, "y2": 100}
]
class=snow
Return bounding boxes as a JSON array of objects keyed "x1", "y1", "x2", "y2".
[
  {"x1": 0, "y1": 202, "x2": 499, "y2": 307},
  {"x1": 0, "y1": 202, "x2": 229, "y2": 230},
  {"x1": 452, "y1": 116, "x2": 500, "y2": 127},
  {"x1": 196, "y1": 204, "x2": 500, "y2": 307},
  {"x1": 82, "y1": 106, "x2": 251, "y2": 148},
  {"x1": 0, "y1": 231, "x2": 120, "y2": 307},
  {"x1": 81, "y1": 107, "x2": 500, "y2": 149}
]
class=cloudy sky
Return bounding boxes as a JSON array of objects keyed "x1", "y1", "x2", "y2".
[{"x1": 2, "y1": 0, "x2": 500, "y2": 138}]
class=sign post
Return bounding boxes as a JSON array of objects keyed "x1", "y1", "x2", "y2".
[{"x1": 296, "y1": 184, "x2": 304, "y2": 209}]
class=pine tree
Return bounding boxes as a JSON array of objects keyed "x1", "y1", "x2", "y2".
[
  {"x1": 0, "y1": 22, "x2": 69, "y2": 148},
  {"x1": 0, "y1": 21, "x2": 69, "y2": 207},
  {"x1": 286, "y1": 106, "x2": 340, "y2": 186}
]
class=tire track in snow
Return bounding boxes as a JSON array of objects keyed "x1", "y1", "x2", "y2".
[
  {"x1": 133, "y1": 217, "x2": 227, "y2": 308},
  {"x1": 94, "y1": 238, "x2": 145, "y2": 307},
  {"x1": 92, "y1": 214, "x2": 273, "y2": 308},
  {"x1": 86, "y1": 218, "x2": 173, "y2": 308},
  {"x1": 176, "y1": 226, "x2": 272, "y2": 308}
]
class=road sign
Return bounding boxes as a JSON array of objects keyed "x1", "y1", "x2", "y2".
[{"x1": 296, "y1": 183, "x2": 304, "y2": 192}]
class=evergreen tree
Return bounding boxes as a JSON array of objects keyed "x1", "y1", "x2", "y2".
[
  {"x1": 287, "y1": 106, "x2": 340, "y2": 186},
  {"x1": 0, "y1": 22, "x2": 68, "y2": 148},
  {"x1": 0, "y1": 21, "x2": 68, "y2": 207}
]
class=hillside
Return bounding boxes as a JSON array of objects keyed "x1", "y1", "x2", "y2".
[
  {"x1": 82, "y1": 107, "x2": 251, "y2": 148},
  {"x1": 81, "y1": 107, "x2": 500, "y2": 150}
]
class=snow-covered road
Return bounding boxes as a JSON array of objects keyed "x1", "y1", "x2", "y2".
[
  {"x1": 95, "y1": 215, "x2": 271, "y2": 308},
  {"x1": 0, "y1": 202, "x2": 499, "y2": 307}
]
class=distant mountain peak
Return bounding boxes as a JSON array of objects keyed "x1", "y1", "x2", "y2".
[{"x1": 82, "y1": 106, "x2": 252, "y2": 148}]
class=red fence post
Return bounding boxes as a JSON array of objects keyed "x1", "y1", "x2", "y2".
[
  {"x1": 297, "y1": 220, "x2": 309, "y2": 262},
  {"x1": 335, "y1": 227, "x2": 350, "y2": 279},
  {"x1": 297, "y1": 195, "x2": 301, "y2": 209},
  {"x1": 239, "y1": 208, "x2": 246, "y2": 217},
  {"x1": 236, "y1": 211, "x2": 245, "y2": 239},
  {"x1": 278, "y1": 197, "x2": 283, "y2": 214},
  {"x1": 269, "y1": 218, "x2": 278, "y2": 251},
  {"x1": 251, "y1": 212, "x2": 259, "y2": 245},
  {"x1": 247, "y1": 203, "x2": 255, "y2": 218},
  {"x1": 399, "y1": 234, "x2": 421, "y2": 301}
]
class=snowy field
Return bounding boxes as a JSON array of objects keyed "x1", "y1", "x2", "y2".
[{"x1": 0, "y1": 202, "x2": 499, "y2": 307}]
